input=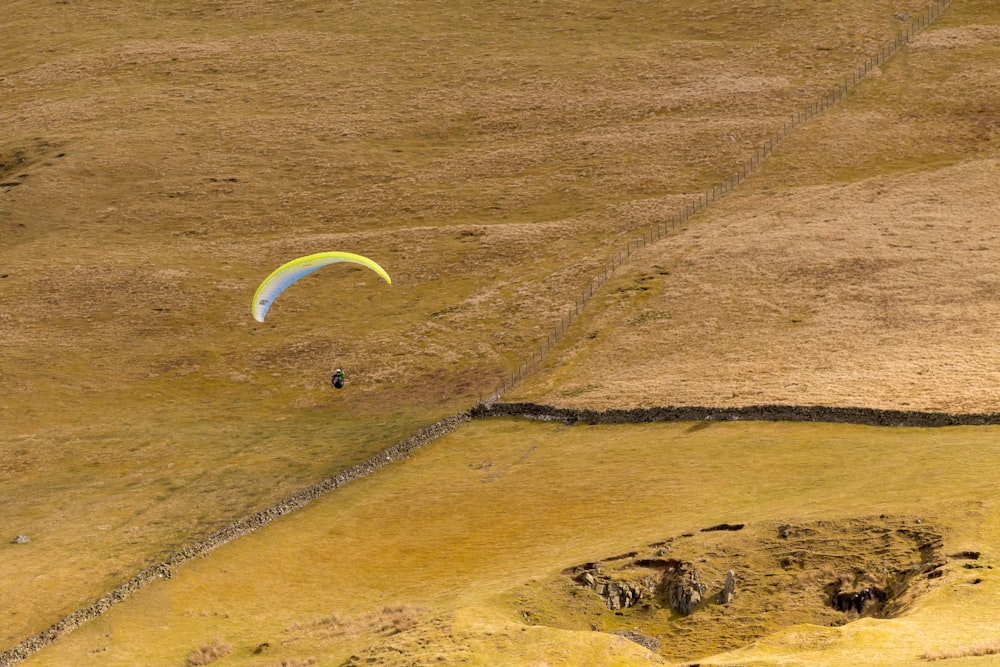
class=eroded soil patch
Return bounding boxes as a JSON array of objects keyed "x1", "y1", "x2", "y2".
[
  {"x1": 0, "y1": 138, "x2": 62, "y2": 184},
  {"x1": 512, "y1": 515, "x2": 951, "y2": 661}
]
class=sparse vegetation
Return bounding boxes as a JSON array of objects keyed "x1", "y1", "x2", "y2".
[
  {"x1": 186, "y1": 639, "x2": 231, "y2": 666},
  {"x1": 922, "y1": 639, "x2": 1000, "y2": 661},
  {"x1": 264, "y1": 659, "x2": 316, "y2": 667},
  {"x1": 302, "y1": 605, "x2": 423, "y2": 638}
]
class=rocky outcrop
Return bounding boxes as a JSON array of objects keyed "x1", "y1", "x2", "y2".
[
  {"x1": 830, "y1": 586, "x2": 887, "y2": 614},
  {"x1": 568, "y1": 558, "x2": 708, "y2": 616},
  {"x1": 720, "y1": 570, "x2": 736, "y2": 604},
  {"x1": 659, "y1": 562, "x2": 706, "y2": 616},
  {"x1": 572, "y1": 567, "x2": 651, "y2": 610}
]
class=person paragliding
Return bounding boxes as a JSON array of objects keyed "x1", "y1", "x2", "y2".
[
  {"x1": 251, "y1": 251, "x2": 391, "y2": 323},
  {"x1": 250, "y1": 251, "x2": 391, "y2": 389}
]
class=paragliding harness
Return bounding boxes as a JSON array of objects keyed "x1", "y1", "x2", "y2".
[{"x1": 331, "y1": 369, "x2": 345, "y2": 389}]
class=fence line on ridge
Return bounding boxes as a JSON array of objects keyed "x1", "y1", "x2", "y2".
[{"x1": 487, "y1": 0, "x2": 951, "y2": 403}]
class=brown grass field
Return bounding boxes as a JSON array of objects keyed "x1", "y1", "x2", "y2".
[{"x1": 2, "y1": 0, "x2": 1000, "y2": 665}]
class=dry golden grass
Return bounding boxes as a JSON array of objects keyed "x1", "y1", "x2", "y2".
[
  {"x1": 20, "y1": 419, "x2": 1000, "y2": 667},
  {"x1": 3, "y1": 0, "x2": 943, "y2": 650},
  {"x1": 922, "y1": 638, "x2": 1000, "y2": 661},
  {"x1": 510, "y1": 0, "x2": 1000, "y2": 412},
  {"x1": 516, "y1": 156, "x2": 1000, "y2": 412},
  {"x1": 3, "y1": 0, "x2": 1000, "y2": 665}
]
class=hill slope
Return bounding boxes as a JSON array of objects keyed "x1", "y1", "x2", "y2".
[{"x1": 3, "y1": 0, "x2": 1000, "y2": 665}]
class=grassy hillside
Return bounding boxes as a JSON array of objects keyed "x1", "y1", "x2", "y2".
[
  {"x1": 22, "y1": 419, "x2": 1000, "y2": 666},
  {"x1": 3, "y1": 0, "x2": 1000, "y2": 664},
  {"x1": 509, "y1": 1, "x2": 1000, "y2": 412}
]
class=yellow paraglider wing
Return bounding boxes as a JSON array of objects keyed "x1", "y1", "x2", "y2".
[{"x1": 251, "y1": 251, "x2": 391, "y2": 322}]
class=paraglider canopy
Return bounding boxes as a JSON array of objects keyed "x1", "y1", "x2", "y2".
[{"x1": 251, "y1": 251, "x2": 391, "y2": 323}]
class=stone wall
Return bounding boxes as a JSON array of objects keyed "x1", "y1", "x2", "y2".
[
  {"x1": 0, "y1": 412, "x2": 471, "y2": 667},
  {"x1": 472, "y1": 402, "x2": 1000, "y2": 427}
]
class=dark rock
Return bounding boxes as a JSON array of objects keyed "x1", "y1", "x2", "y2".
[
  {"x1": 830, "y1": 586, "x2": 886, "y2": 614},
  {"x1": 474, "y1": 401, "x2": 1000, "y2": 428},
  {"x1": 702, "y1": 523, "x2": 744, "y2": 532}
]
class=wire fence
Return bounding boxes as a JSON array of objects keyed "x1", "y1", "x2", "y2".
[{"x1": 488, "y1": 0, "x2": 951, "y2": 403}]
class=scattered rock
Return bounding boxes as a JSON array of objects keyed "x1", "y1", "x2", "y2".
[
  {"x1": 949, "y1": 550, "x2": 981, "y2": 560},
  {"x1": 778, "y1": 524, "x2": 791, "y2": 538},
  {"x1": 612, "y1": 629, "x2": 660, "y2": 652},
  {"x1": 11, "y1": 535, "x2": 30, "y2": 544}
]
